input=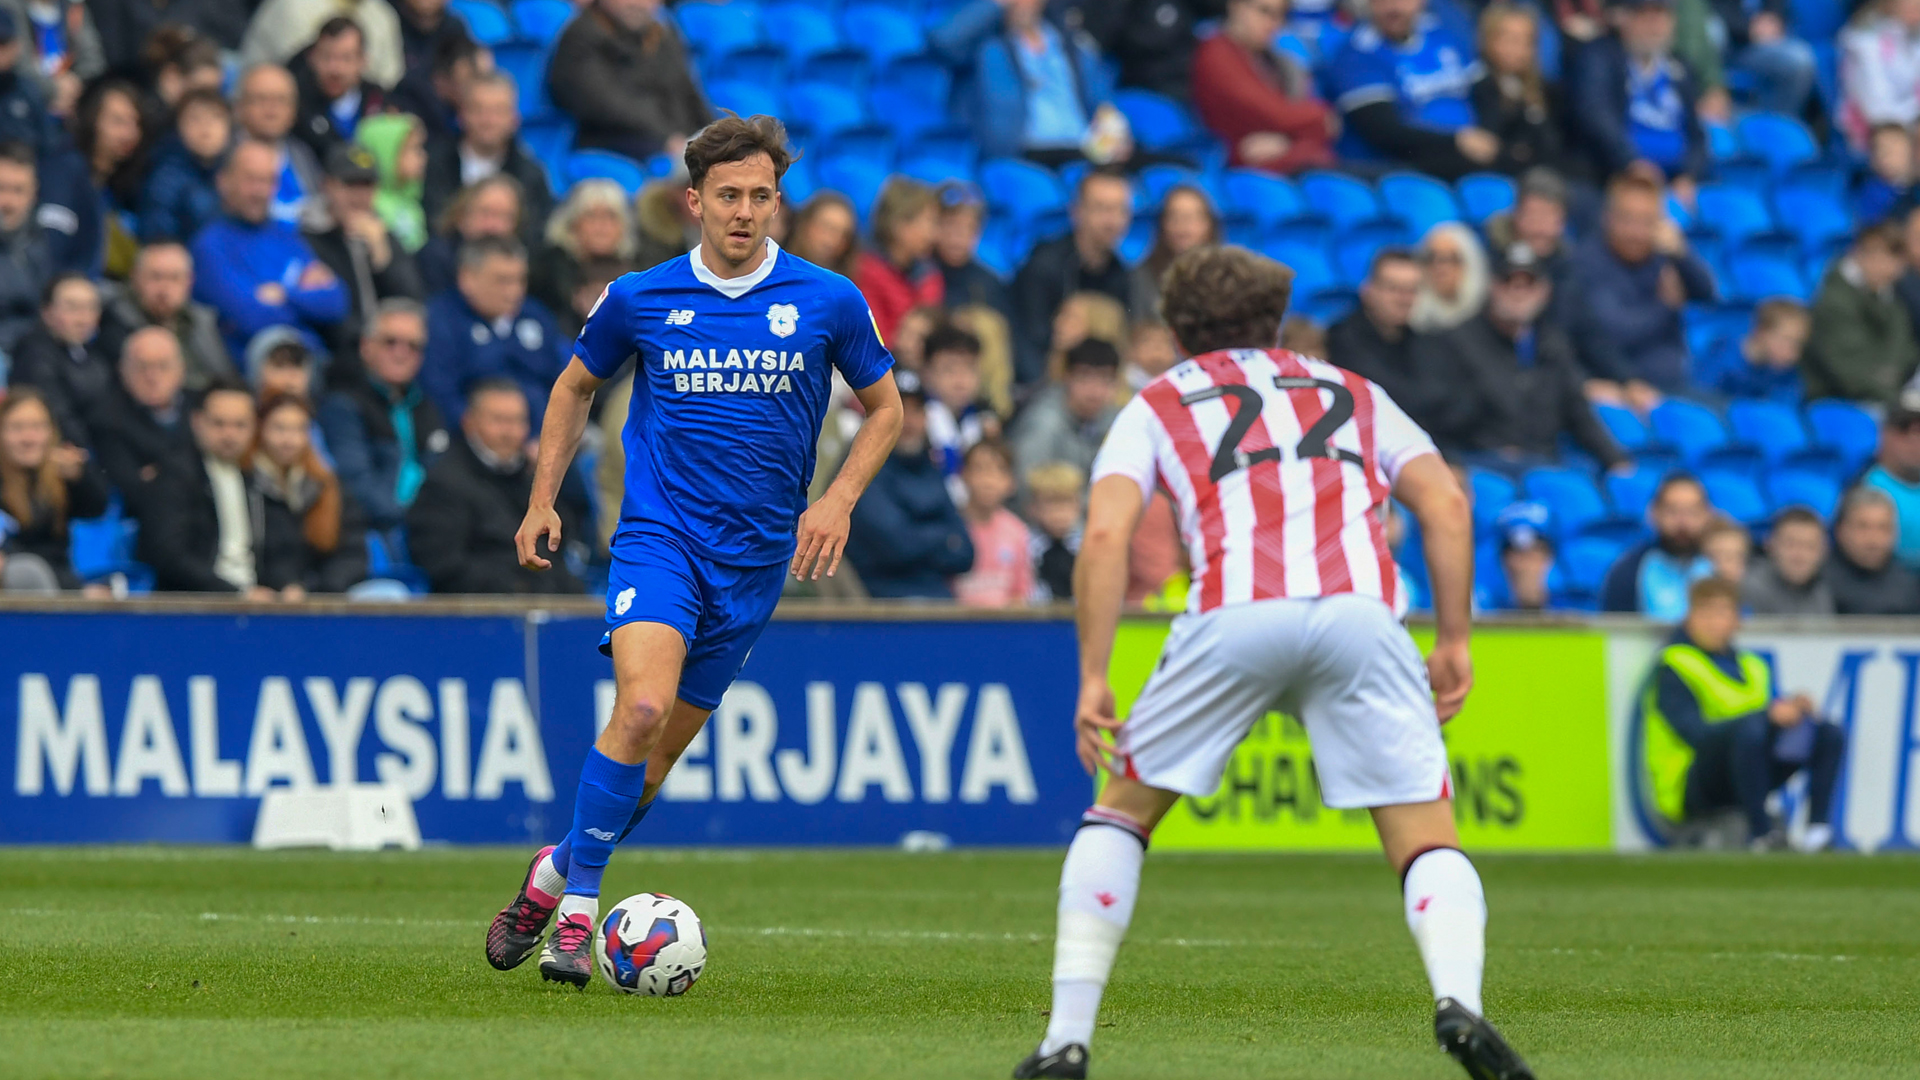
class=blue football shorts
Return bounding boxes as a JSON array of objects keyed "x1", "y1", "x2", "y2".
[{"x1": 600, "y1": 523, "x2": 788, "y2": 711}]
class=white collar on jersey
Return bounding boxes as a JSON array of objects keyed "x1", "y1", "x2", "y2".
[{"x1": 688, "y1": 237, "x2": 781, "y2": 299}]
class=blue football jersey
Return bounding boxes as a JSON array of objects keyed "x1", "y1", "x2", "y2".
[
  {"x1": 1328, "y1": 16, "x2": 1482, "y2": 161},
  {"x1": 575, "y1": 239, "x2": 895, "y2": 566}
]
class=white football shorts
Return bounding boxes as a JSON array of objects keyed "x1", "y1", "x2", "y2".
[{"x1": 1116, "y1": 593, "x2": 1451, "y2": 809}]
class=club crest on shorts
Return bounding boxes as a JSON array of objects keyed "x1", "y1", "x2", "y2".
[
  {"x1": 614, "y1": 587, "x2": 635, "y2": 615},
  {"x1": 767, "y1": 302, "x2": 799, "y2": 338}
]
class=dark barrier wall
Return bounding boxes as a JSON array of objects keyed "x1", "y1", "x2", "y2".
[{"x1": 1, "y1": 608, "x2": 1088, "y2": 845}]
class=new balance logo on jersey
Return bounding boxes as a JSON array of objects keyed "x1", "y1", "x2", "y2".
[
  {"x1": 584, "y1": 828, "x2": 617, "y2": 841},
  {"x1": 666, "y1": 309, "x2": 696, "y2": 325}
]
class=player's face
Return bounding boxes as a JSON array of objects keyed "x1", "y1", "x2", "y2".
[{"x1": 692, "y1": 154, "x2": 782, "y2": 268}]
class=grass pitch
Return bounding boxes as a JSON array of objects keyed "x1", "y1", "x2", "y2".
[{"x1": 1, "y1": 848, "x2": 1916, "y2": 1080}]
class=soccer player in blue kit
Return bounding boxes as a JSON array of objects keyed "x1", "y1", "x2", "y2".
[{"x1": 484, "y1": 115, "x2": 904, "y2": 986}]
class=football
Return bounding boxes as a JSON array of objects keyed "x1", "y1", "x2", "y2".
[{"x1": 595, "y1": 893, "x2": 707, "y2": 996}]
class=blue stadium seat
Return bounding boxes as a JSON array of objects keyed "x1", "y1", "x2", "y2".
[
  {"x1": 1726, "y1": 399, "x2": 1810, "y2": 466},
  {"x1": 795, "y1": 51, "x2": 872, "y2": 91},
  {"x1": 1728, "y1": 251, "x2": 1811, "y2": 302},
  {"x1": 975, "y1": 218, "x2": 1023, "y2": 277},
  {"x1": 762, "y1": 3, "x2": 845, "y2": 60},
  {"x1": 1649, "y1": 399, "x2": 1729, "y2": 464},
  {"x1": 511, "y1": 0, "x2": 573, "y2": 43},
  {"x1": 675, "y1": 0, "x2": 763, "y2": 56},
  {"x1": 1522, "y1": 466, "x2": 1609, "y2": 538},
  {"x1": 1456, "y1": 172, "x2": 1515, "y2": 224},
  {"x1": 1737, "y1": 112, "x2": 1819, "y2": 176},
  {"x1": 904, "y1": 130, "x2": 978, "y2": 171},
  {"x1": 841, "y1": 4, "x2": 926, "y2": 66},
  {"x1": 1119, "y1": 219, "x2": 1153, "y2": 264},
  {"x1": 704, "y1": 79, "x2": 783, "y2": 120},
  {"x1": 979, "y1": 158, "x2": 1067, "y2": 228},
  {"x1": 1378, "y1": 172, "x2": 1462, "y2": 236},
  {"x1": 705, "y1": 43, "x2": 787, "y2": 87},
  {"x1": 867, "y1": 86, "x2": 950, "y2": 144},
  {"x1": 1261, "y1": 240, "x2": 1338, "y2": 300},
  {"x1": 1112, "y1": 88, "x2": 1206, "y2": 154},
  {"x1": 1699, "y1": 469, "x2": 1769, "y2": 526},
  {"x1": 782, "y1": 82, "x2": 871, "y2": 140},
  {"x1": 1805, "y1": 399, "x2": 1879, "y2": 473},
  {"x1": 1299, "y1": 170, "x2": 1383, "y2": 230},
  {"x1": 451, "y1": 0, "x2": 514, "y2": 45},
  {"x1": 781, "y1": 154, "x2": 818, "y2": 204},
  {"x1": 1221, "y1": 169, "x2": 1310, "y2": 231},
  {"x1": 1135, "y1": 164, "x2": 1203, "y2": 214},
  {"x1": 871, "y1": 55, "x2": 950, "y2": 108},
  {"x1": 1767, "y1": 468, "x2": 1842, "y2": 519},
  {"x1": 1605, "y1": 465, "x2": 1666, "y2": 521},
  {"x1": 1593, "y1": 402, "x2": 1649, "y2": 452},
  {"x1": 814, "y1": 155, "x2": 889, "y2": 220},
  {"x1": 1794, "y1": 0, "x2": 1845, "y2": 39},
  {"x1": 565, "y1": 150, "x2": 646, "y2": 194},
  {"x1": 1332, "y1": 224, "x2": 1414, "y2": 286},
  {"x1": 1694, "y1": 184, "x2": 1779, "y2": 249},
  {"x1": 896, "y1": 156, "x2": 973, "y2": 186},
  {"x1": 1706, "y1": 122, "x2": 1740, "y2": 163},
  {"x1": 491, "y1": 42, "x2": 549, "y2": 118},
  {"x1": 1559, "y1": 534, "x2": 1627, "y2": 596},
  {"x1": 1772, "y1": 186, "x2": 1853, "y2": 257},
  {"x1": 520, "y1": 116, "x2": 574, "y2": 180},
  {"x1": 1467, "y1": 468, "x2": 1517, "y2": 533}
]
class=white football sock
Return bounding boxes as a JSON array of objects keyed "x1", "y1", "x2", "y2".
[
  {"x1": 1402, "y1": 847, "x2": 1486, "y2": 1016},
  {"x1": 1041, "y1": 810, "x2": 1148, "y2": 1055},
  {"x1": 556, "y1": 893, "x2": 599, "y2": 926},
  {"x1": 530, "y1": 852, "x2": 567, "y2": 906}
]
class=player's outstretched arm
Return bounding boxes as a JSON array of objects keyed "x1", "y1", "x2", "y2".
[
  {"x1": 1072, "y1": 474, "x2": 1146, "y2": 774},
  {"x1": 792, "y1": 371, "x2": 903, "y2": 580},
  {"x1": 1392, "y1": 453, "x2": 1475, "y2": 721},
  {"x1": 516, "y1": 357, "x2": 605, "y2": 571}
]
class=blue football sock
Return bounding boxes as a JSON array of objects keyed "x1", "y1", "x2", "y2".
[
  {"x1": 562, "y1": 749, "x2": 649, "y2": 897},
  {"x1": 551, "y1": 836, "x2": 572, "y2": 877},
  {"x1": 617, "y1": 796, "x2": 655, "y2": 843}
]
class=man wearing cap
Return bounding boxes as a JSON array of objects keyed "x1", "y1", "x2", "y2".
[
  {"x1": 1863, "y1": 393, "x2": 1920, "y2": 574},
  {"x1": 1566, "y1": 0, "x2": 1708, "y2": 192},
  {"x1": 1493, "y1": 501, "x2": 1556, "y2": 611},
  {"x1": 294, "y1": 16, "x2": 389, "y2": 159},
  {"x1": 191, "y1": 138, "x2": 349, "y2": 361},
  {"x1": 302, "y1": 140, "x2": 423, "y2": 365},
  {"x1": 1421, "y1": 243, "x2": 1628, "y2": 473},
  {"x1": 844, "y1": 368, "x2": 975, "y2": 599}
]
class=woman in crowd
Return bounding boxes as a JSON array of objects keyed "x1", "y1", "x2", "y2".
[
  {"x1": 534, "y1": 179, "x2": 636, "y2": 324},
  {"x1": 784, "y1": 191, "x2": 860, "y2": 279},
  {"x1": 73, "y1": 78, "x2": 150, "y2": 278},
  {"x1": 417, "y1": 174, "x2": 524, "y2": 295},
  {"x1": 1410, "y1": 222, "x2": 1489, "y2": 333},
  {"x1": 356, "y1": 113, "x2": 430, "y2": 253},
  {"x1": 1839, "y1": 0, "x2": 1920, "y2": 153},
  {"x1": 249, "y1": 394, "x2": 367, "y2": 597},
  {"x1": 855, "y1": 177, "x2": 944, "y2": 341},
  {"x1": 1132, "y1": 184, "x2": 1220, "y2": 316},
  {"x1": 0, "y1": 389, "x2": 110, "y2": 594},
  {"x1": 1473, "y1": 3, "x2": 1562, "y2": 176}
]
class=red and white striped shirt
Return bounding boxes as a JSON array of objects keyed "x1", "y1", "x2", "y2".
[{"x1": 1091, "y1": 348, "x2": 1437, "y2": 615}]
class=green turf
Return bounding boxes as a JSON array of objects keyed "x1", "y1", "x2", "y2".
[{"x1": 2, "y1": 848, "x2": 1917, "y2": 1079}]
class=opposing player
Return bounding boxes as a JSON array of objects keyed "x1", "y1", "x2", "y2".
[
  {"x1": 1012, "y1": 246, "x2": 1533, "y2": 1080},
  {"x1": 484, "y1": 115, "x2": 902, "y2": 986}
]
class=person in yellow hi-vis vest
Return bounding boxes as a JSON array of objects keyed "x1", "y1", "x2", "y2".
[{"x1": 1643, "y1": 577, "x2": 1847, "y2": 851}]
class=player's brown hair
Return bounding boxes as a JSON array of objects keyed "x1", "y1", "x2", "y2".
[
  {"x1": 1687, "y1": 575, "x2": 1742, "y2": 610},
  {"x1": 683, "y1": 113, "x2": 795, "y2": 192},
  {"x1": 1159, "y1": 244, "x2": 1294, "y2": 356}
]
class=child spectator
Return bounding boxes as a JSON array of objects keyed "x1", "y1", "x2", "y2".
[
  {"x1": 1702, "y1": 518, "x2": 1751, "y2": 585},
  {"x1": 139, "y1": 87, "x2": 230, "y2": 243},
  {"x1": 355, "y1": 113, "x2": 428, "y2": 252},
  {"x1": 1014, "y1": 338, "x2": 1122, "y2": 480},
  {"x1": 1858, "y1": 123, "x2": 1916, "y2": 225},
  {"x1": 952, "y1": 440, "x2": 1034, "y2": 608},
  {"x1": 1125, "y1": 318, "x2": 1179, "y2": 396},
  {"x1": 1716, "y1": 299, "x2": 1810, "y2": 403},
  {"x1": 1494, "y1": 501, "x2": 1555, "y2": 610},
  {"x1": 0, "y1": 388, "x2": 110, "y2": 593},
  {"x1": 1026, "y1": 460, "x2": 1084, "y2": 601},
  {"x1": 922, "y1": 324, "x2": 995, "y2": 482},
  {"x1": 888, "y1": 304, "x2": 941, "y2": 374},
  {"x1": 933, "y1": 180, "x2": 1008, "y2": 318},
  {"x1": 1744, "y1": 506, "x2": 1834, "y2": 613},
  {"x1": 248, "y1": 331, "x2": 317, "y2": 402}
]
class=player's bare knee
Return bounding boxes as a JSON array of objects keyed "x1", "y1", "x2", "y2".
[{"x1": 607, "y1": 695, "x2": 672, "y2": 747}]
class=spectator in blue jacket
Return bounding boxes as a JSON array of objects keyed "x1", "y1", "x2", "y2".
[
  {"x1": 1565, "y1": 171, "x2": 1716, "y2": 401},
  {"x1": 138, "y1": 88, "x2": 229, "y2": 243},
  {"x1": 846, "y1": 370, "x2": 975, "y2": 598},
  {"x1": 1566, "y1": 0, "x2": 1708, "y2": 191},
  {"x1": 1601, "y1": 471, "x2": 1715, "y2": 617},
  {"x1": 939, "y1": 0, "x2": 1127, "y2": 165},
  {"x1": 422, "y1": 235, "x2": 565, "y2": 431},
  {"x1": 318, "y1": 298, "x2": 447, "y2": 537},
  {"x1": 1715, "y1": 298, "x2": 1808, "y2": 404},
  {"x1": 235, "y1": 63, "x2": 323, "y2": 225},
  {"x1": 190, "y1": 139, "x2": 350, "y2": 361},
  {"x1": 1704, "y1": 0, "x2": 1817, "y2": 118},
  {"x1": 1326, "y1": 0, "x2": 1499, "y2": 179}
]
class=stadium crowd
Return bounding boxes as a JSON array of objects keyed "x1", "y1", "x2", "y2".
[{"x1": 0, "y1": 0, "x2": 1917, "y2": 615}]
